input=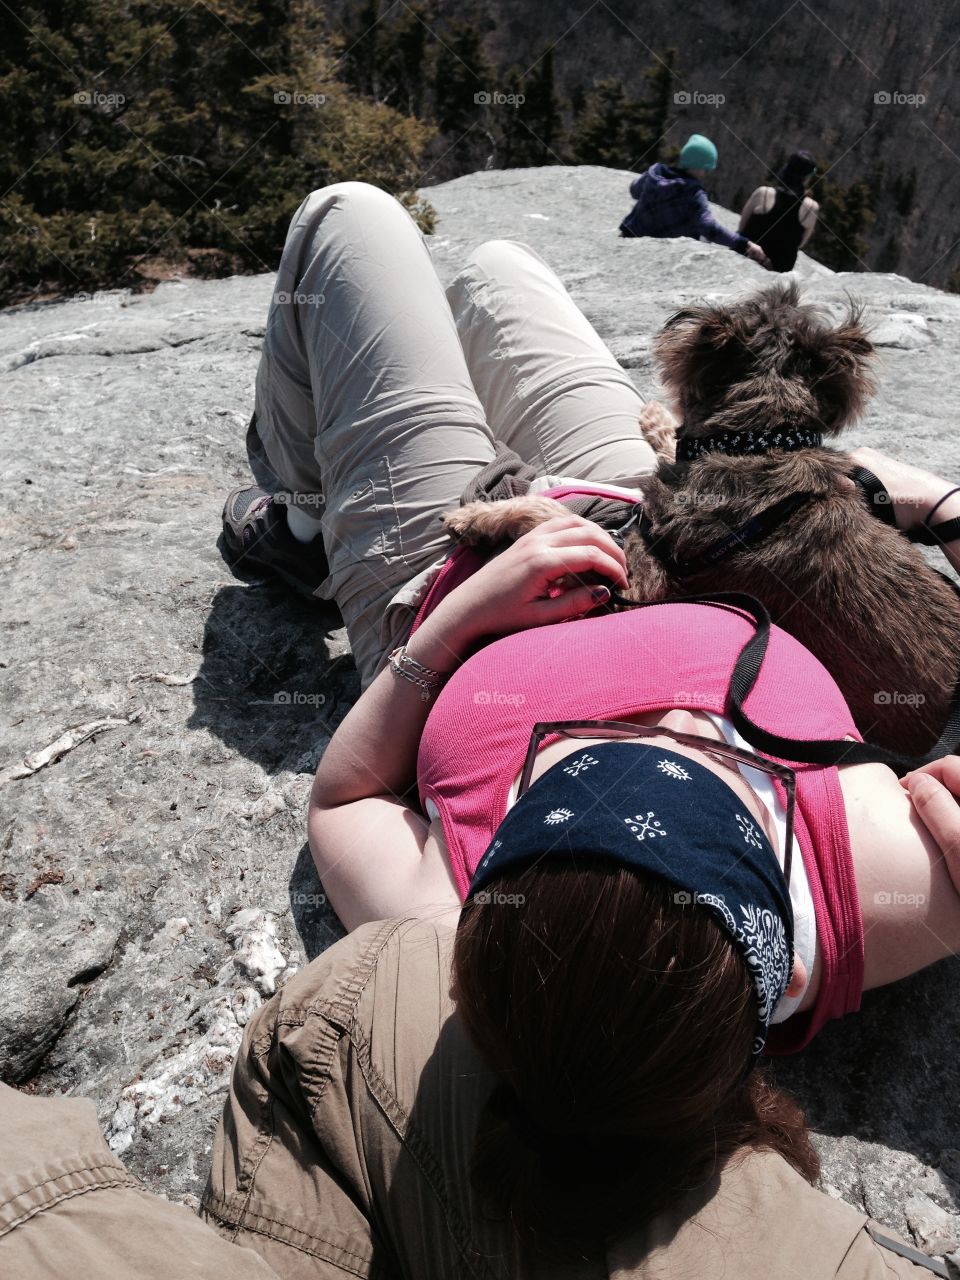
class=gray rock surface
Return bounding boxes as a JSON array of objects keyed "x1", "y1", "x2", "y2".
[{"x1": 1, "y1": 166, "x2": 959, "y2": 1245}]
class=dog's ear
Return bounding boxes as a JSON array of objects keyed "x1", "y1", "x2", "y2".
[
  {"x1": 805, "y1": 305, "x2": 876, "y2": 431},
  {"x1": 654, "y1": 304, "x2": 754, "y2": 406}
]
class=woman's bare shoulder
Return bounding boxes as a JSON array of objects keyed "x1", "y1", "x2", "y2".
[{"x1": 839, "y1": 761, "x2": 960, "y2": 989}]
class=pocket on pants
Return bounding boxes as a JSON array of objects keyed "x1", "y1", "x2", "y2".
[{"x1": 322, "y1": 455, "x2": 410, "y2": 602}]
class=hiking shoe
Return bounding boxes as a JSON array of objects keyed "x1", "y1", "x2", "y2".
[{"x1": 221, "y1": 485, "x2": 327, "y2": 599}]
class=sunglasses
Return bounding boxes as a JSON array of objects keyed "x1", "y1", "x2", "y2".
[{"x1": 518, "y1": 720, "x2": 796, "y2": 889}]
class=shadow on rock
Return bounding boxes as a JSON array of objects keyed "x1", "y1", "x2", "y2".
[
  {"x1": 189, "y1": 582, "x2": 360, "y2": 774},
  {"x1": 772, "y1": 956, "x2": 960, "y2": 1210},
  {"x1": 289, "y1": 842, "x2": 345, "y2": 961}
]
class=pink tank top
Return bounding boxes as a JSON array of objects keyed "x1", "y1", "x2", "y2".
[{"x1": 417, "y1": 602, "x2": 865, "y2": 1053}]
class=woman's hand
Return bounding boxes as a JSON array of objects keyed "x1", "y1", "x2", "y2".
[
  {"x1": 745, "y1": 241, "x2": 771, "y2": 267},
  {"x1": 901, "y1": 759, "x2": 960, "y2": 884},
  {"x1": 411, "y1": 514, "x2": 628, "y2": 669},
  {"x1": 848, "y1": 445, "x2": 954, "y2": 533}
]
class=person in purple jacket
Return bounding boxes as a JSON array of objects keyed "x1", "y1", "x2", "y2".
[{"x1": 620, "y1": 133, "x2": 770, "y2": 266}]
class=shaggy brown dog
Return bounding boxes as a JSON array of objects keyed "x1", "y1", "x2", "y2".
[{"x1": 443, "y1": 283, "x2": 960, "y2": 755}]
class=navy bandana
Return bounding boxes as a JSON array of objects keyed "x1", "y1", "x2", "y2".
[
  {"x1": 467, "y1": 742, "x2": 794, "y2": 1056},
  {"x1": 676, "y1": 425, "x2": 823, "y2": 462}
]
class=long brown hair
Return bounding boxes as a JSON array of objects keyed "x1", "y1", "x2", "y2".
[{"x1": 452, "y1": 862, "x2": 818, "y2": 1258}]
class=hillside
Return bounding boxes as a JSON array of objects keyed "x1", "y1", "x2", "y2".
[
  {"x1": 1, "y1": 166, "x2": 959, "y2": 1256},
  {"x1": 427, "y1": 0, "x2": 960, "y2": 288}
]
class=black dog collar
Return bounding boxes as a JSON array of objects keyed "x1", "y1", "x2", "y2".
[{"x1": 677, "y1": 426, "x2": 823, "y2": 462}]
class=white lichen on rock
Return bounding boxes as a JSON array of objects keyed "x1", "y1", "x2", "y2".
[
  {"x1": 106, "y1": 986, "x2": 260, "y2": 1155},
  {"x1": 223, "y1": 907, "x2": 287, "y2": 994}
]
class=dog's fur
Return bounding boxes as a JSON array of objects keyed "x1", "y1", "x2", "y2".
[{"x1": 443, "y1": 283, "x2": 960, "y2": 755}]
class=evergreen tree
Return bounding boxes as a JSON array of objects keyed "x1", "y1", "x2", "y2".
[
  {"x1": 566, "y1": 78, "x2": 635, "y2": 166},
  {"x1": 807, "y1": 171, "x2": 877, "y2": 272},
  {"x1": 432, "y1": 19, "x2": 493, "y2": 135},
  {"x1": 892, "y1": 168, "x2": 917, "y2": 217},
  {"x1": 638, "y1": 48, "x2": 677, "y2": 163},
  {"x1": 338, "y1": 0, "x2": 431, "y2": 117},
  {"x1": 339, "y1": 0, "x2": 380, "y2": 98},
  {"x1": 565, "y1": 56, "x2": 675, "y2": 170},
  {"x1": 0, "y1": 0, "x2": 434, "y2": 304},
  {"x1": 379, "y1": 2, "x2": 431, "y2": 117},
  {"x1": 498, "y1": 48, "x2": 566, "y2": 167}
]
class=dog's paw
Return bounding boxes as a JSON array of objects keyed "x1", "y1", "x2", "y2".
[
  {"x1": 639, "y1": 401, "x2": 678, "y2": 463},
  {"x1": 441, "y1": 496, "x2": 569, "y2": 548}
]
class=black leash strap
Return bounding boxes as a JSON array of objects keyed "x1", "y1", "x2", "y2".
[
  {"x1": 646, "y1": 492, "x2": 819, "y2": 578},
  {"x1": 850, "y1": 464, "x2": 960, "y2": 546},
  {"x1": 605, "y1": 591, "x2": 960, "y2": 776},
  {"x1": 910, "y1": 514, "x2": 960, "y2": 547},
  {"x1": 848, "y1": 464, "x2": 898, "y2": 527}
]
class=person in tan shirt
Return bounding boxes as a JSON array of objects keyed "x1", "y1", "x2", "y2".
[
  {"x1": 0, "y1": 913, "x2": 953, "y2": 1278},
  {"x1": 199, "y1": 915, "x2": 955, "y2": 1280}
]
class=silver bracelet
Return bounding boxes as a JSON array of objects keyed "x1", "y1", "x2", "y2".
[{"x1": 388, "y1": 644, "x2": 449, "y2": 702}]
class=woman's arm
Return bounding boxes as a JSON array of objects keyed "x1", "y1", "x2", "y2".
[
  {"x1": 629, "y1": 171, "x2": 648, "y2": 199},
  {"x1": 798, "y1": 196, "x2": 819, "y2": 248},
  {"x1": 847, "y1": 446, "x2": 960, "y2": 575},
  {"x1": 309, "y1": 515, "x2": 628, "y2": 929},
  {"x1": 843, "y1": 759, "x2": 960, "y2": 989},
  {"x1": 840, "y1": 450, "x2": 960, "y2": 987},
  {"x1": 737, "y1": 186, "x2": 765, "y2": 232},
  {"x1": 694, "y1": 187, "x2": 766, "y2": 262},
  {"x1": 903, "y1": 758, "x2": 960, "y2": 869}
]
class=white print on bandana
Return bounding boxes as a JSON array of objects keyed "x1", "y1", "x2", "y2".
[
  {"x1": 657, "y1": 758, "x2": 691, "y2": 781},
  {"x1": 563, "y1": 753, "x2": 599, "y2": 777},
  {"x1": 736, "y1": 813, "x2": 763, "y2": 848},
  {"x1": 693, "y1": 893, "x2": 791, "y2": 1052},
  {"x1": 543, "y1": 807, "x2": 574, "y2": 825},
  {"x1": 476, "y1": 838, "x2": 502, "y2": 874},
  {"x1": 624, "y1": 811, "x2": 666, "y2": 841}
]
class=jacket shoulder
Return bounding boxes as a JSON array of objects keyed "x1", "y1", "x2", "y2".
[{"x1": 269, "y1": 917, "x2": 450, "y2": 1030}]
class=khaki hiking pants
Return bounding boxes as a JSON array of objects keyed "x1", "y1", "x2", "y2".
[{"x1": 248, "y1": 181, "x2": 657, "y2": 687}]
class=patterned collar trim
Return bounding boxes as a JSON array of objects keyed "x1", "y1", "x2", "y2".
[{"x1": 676, "y1": 426, "x2": 824, "y2": 462}]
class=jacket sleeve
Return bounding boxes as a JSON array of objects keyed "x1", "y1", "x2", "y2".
[
  {"x1": 201, "y1": 922, "x2": 405, "y2": 1280},
  {"x1": 202, "y1": 918, "x2": 503, "y2": 1280},
  {"x1": 691, "y1": 186, "x2": 748, "y2": 253},
  {"x1": 0, "y1": 1085, "x2": 281, "y2": 1280}
]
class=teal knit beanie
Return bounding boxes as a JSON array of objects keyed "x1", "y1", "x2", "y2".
[{"x1": 678, "y1": 133, "x2": 718, "y2": 171}]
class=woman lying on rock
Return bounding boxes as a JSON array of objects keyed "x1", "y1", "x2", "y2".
[{"x1": 211, "y1": 180, "x2": 960, "y2": 1274}]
